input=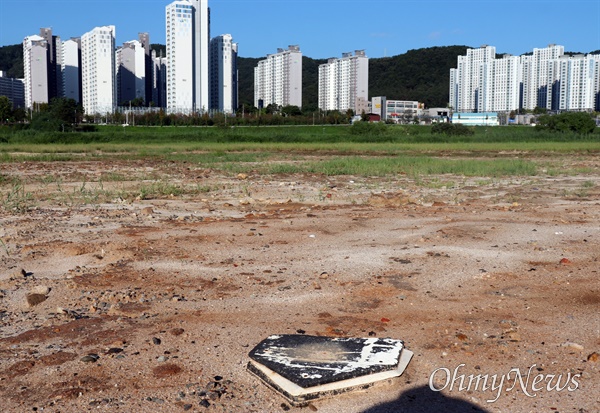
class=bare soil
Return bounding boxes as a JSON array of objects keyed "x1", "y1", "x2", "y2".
[{"x1": 1, "y1": 156, "x2": 599, "y2": 413}]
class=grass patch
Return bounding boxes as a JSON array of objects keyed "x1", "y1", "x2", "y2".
[
  {"x1": 2, "y1": 179, "x2": 35, "y2": 212},
  {"x1": 250, "y1": 156, "x2": 538, "y2": 178}
]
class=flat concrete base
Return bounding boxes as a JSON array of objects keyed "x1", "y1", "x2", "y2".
[{"x1": 247, "y1": 335, "x2": 413, "y2": 406}]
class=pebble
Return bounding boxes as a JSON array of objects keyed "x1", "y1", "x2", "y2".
[
  {"x1": 152, "y1": 337, "x2": 162, "y2": 345},
  {"x1": 562, "y1": 342, "x2": 584, "y2": 351},
  {"x1": 30, "y1": 285, "x2": 51, "y2": 296},
  {"x1": 141, "y1": 207, "x2": 154, "y2": 215},
  {"x1": 81, "y1": 354, "x2": 99, "y2": 363},
  {"x1": 587, "y1": 352, "x2": 599, "y2": 362},
  {"x1": 26, "y1": 293, "x2": 47, "y2": 307}
]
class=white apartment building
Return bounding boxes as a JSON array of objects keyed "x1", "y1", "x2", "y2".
[
  {"x1": 23, "y1": 35, "x2": 49, "y2": 109},
  {"x1": 254, "y1": 46, "x2": 302, "y2": 109},
  {"x1": 521, "y1": 44, "x2": 564, "y2": 110},
  {"x1": 491, "y1": 54, "x2": 521, "y2": 112},
  {"x1": 556, "y1": 54, "x2": 600, "y2": 111},
  {"x1": 116, "y1": 39, "x2": 146, "y2": 105},
  {"x1": 450, "y1": 44, "x2": 600, "y2": 113},
  {"x1": 62, "y1": 38, "x2": 81, "y2": 104},
  {"x1": 450, "y1": 45, "x2": 496, "y2": 113},
  {"x1": 209, "y1": 34, "x2": 238, "y2": 113},
  {"x1": 166, "y1": 0, "x2": 209, "y2": 113},
  {"x1": 318, "y1": 50, "x2": 369, "y2": 113},
  {"x1": 81, "y1": 26, "x2": 116, "y2": 115}
]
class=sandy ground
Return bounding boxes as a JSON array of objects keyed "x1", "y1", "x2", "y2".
[{"x1": 1, "y1": 156, "x2": 599, "y2": 413}]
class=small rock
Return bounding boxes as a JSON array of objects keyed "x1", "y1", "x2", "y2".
[
  {"x1": 30, "y1": 286, "x2": 51, "y2": 296},
  {"x1": 456, "y1": 333, "x2": 468, "y2": 341},
  {"x1": 157, "y1": 356, "x2": 167, "y2": 362},
  {"x1": 141, "y1": 207, "x2": 154, "y2": 215},
  {"x1": 199, "y1": 399, "x2": 211, "y2": 408},
  {"x1": 26, "y1": 293, "x2": 47, "y2": 307},
  {"x1": 559, "y1": 258, "x2": 571, "y2": 265},
  {"x1": 81, "y1": 354, "x2": 99, "y2": 363},
  {"x1": 152, "y1": 337, "x2": 162, "y2": 345},
  {"x1": 562, "y1": 342, "x2": 584, "y2": 351},
  {"x1": 170, "y1": 328, "x2": 185, "y2": 336},
  {"x1": 587, "y1": 352, "x2": 599, "y2": 362}
]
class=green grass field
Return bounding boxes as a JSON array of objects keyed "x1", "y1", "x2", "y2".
[{"x1": 0, "y1": 124, "x2": 598, "y2": 180}]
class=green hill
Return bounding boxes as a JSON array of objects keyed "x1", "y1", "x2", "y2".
[
  {"x1": 2, "y1": 43, "x2": 469, "y2": 109},
  {"x1": 0, "y1": 44, "x2": 24, "y2": 79}
]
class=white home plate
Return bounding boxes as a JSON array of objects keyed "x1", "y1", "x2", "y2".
[{"x1": 247, "y1": 334, "x2": 413, "y2": 405}]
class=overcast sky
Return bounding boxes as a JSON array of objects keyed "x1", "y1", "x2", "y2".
[{"x1": 1, "y1": 0, "x2": 598, "y2": 58}]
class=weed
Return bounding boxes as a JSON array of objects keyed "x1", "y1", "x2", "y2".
[
  {"x1": 138, "y1": 181, "x2": 183, "y2": 200},
  {"x1": 582, "y1": 180, "x2": 595, "y2": 188},
  {"x1": 2, "y1": 180, "x2": 34, "y2": 212},
  {"x1": 0, "y1": 238, "x2": 9, "y2": 256}
]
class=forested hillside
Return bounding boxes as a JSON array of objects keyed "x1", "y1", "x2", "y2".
[
  {"x1": 1, "y1": 43, "x2": 469, "y2": 109},
  {"x1": 0, "y1": 44, "x2": 23, "y2": 79}
]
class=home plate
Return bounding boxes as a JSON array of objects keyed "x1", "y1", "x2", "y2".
[{"x1": 247, "y1": 334, "x2": 413, "y2": 406}]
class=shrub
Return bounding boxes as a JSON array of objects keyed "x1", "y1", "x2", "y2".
[
  {"x1": 536, "y1": 112, "x2": 596, "y2": 134},
  {"x1": 349, "y1": 121, "x2": 389, "y2": 136},
  {"x1": 431, "y1": 122, "x2": 474, "y2": 136}
]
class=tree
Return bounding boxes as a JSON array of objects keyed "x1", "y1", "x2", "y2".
[
  {"x1": 0, "y1": 96, "x2": 12, "y2": 123},
  {"x1": 30, "y1": 98, "x2": 83, "y2": 131},
  {"x1": 281, "y1": 105, "x2": 302, "y2": 117},
  {"x1": 536, "y1": 112, "x2": 596, "y2": 134}
]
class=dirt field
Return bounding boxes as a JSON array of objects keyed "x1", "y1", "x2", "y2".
[{"x1": 1, "y1": 155, "x2": 599, "y2": 412}]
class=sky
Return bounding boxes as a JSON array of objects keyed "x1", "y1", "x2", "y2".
[{"x1": 0, "y1": 0, "x2": 599, "y2": 59}]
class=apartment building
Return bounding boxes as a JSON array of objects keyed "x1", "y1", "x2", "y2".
[
  {"x1": 152, "y1": 50, "x2": 167, "y2": 108},
  {"x1": 61, "y1": 38, "x2": 82, "y2": 104},
  {"x1": 254, "y1": 46, "x2": 302, "y2": 109},
  {"x1": 116, "y1": 39, "x2": 146, "y2": 105},
  {"x1": 521, "y1": 44, "x2": 564, "y2": 110},
  {"x1": 138, "y1": 32, "x2": 153, "y2": 105},
  {"x1": 39, "y1": 28, "x2": 62, "y2": 102},
  {"x1": 209, "y1": 34, "x2": 238, "y2": 113},
  {"x1": 556, "y1": 54, "x2": 600, "y2": 111},
  {"x1": 450, "y1": 44, "x2": 600, "y2": 113},
  {"x1": 81, "y1": 26, "x2": 116, "y2": 115},
  {"x1": 23, "y1": 35, "x2": 49, "y2": 108},
  {"x1": 166, "y1": 0, "x2": 209, "y2": 113},
  {"x1": 449, "y1": 45, "x2": 496, "y2": 113},
  {"x1": 318, "y1": 50, "x2": 368, "y2": 113}
]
